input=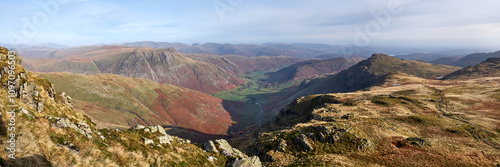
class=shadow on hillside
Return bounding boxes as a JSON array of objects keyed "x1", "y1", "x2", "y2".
[
  {"x1": 163, "y1": 126, "x2": 227, "y2": 143},
  {"x1": 0, "y1": 154, "x2": 52, "y2": 167}
]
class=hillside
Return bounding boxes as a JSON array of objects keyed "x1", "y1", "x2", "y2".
[
  {"x1": 23, "y1": 47, "x2": 243, "y2": 94},
  {"x1": 183, "y1": 54, "x2": 303, "y2": 74},
  {"x1": 442, "y1": 57, "x2": 500, "y2": 80},
  {"x1": 292, "y1": 54, "x2": 461, "y2": 97},
  {"x1": 432, "y1": 50, "x2": 500, "y2": 67},
  {"x1": 267, "y1": 57, "x2": 364, "y2": 84},
  {"x1": 242, "y1": 74, "x2": 500, "y2": 166},
  {"x1": 36, "y1": 72, "x2": 233, "y2": 136},
  {"x1": 0, "y1": 46, "x2": 261, "y2": 166}
]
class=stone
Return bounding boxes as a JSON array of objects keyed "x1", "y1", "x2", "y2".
[
  {"x1": 36, "y1": 102, "x2": 44, "y2": 112},
  {"x1": 20, "y1": 107, "x2": 33, "y2": 118},
  {"x1": 204, "y1": 140, "x2": 218, "y2": 153},
  {"x1": 143, "y1": 138, "x2": 154, "y2": 145},
  {"x1": 296, "y1": 134, "x2": 314, "y2": 151},
  {"x1": 207, "y1": 156, "x2": 217, "y2": 162},
  {"x1": 159, "y1": 135, "x2": 173, "y2": 145},
  {"x1": 275, "y1": 140, "x2": 287, "y2": 152},
  {"x1": 215, "y1": 139, "x2": 247, "y2": 158},
  {"x1": 133, "y1": 124, "x2": 146, "y2": 130},
  {"x1": 100, "y1": 135, "x2": 106, "y2": 141},
  {"x1": 227, "y1": 156, "x2": 262, "y2": 167},
  {"x1": 149, "y1": 125, "x2": 158, "y2": 133},
  {"x1": 155, "y1": 125, "x2": 167, "y2": 135}
]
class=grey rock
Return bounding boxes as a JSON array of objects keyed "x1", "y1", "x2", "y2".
[
  {"x1": 133, "y1": 124, "x2": 146, "y2": 130},
  {"x1": 207, "y1": 156, "x2": 217, "y2": 162},
  {"x1": 159, "y1": 135, "x2": 173, "y2": 145},
  {"x1": 275, "y1": 140, "x2": 287, "y2": 152},
  {"x1": 296, "y1": 134, "x2": 314, "y2": 151},
  {"x1": 204, "y1": 140, "x2": 218, "y2": 153},
  {"x1": 215, "y1": 139, "x2": 247, "y2": 158},
  {"x1": 143, "y1": 138, "x2": 154, "y2": 145}
]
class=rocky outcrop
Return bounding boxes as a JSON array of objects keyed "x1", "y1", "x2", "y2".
[
  {"x1": 204, "y1": 140, "x2": 218, "y2": 153},
  {"x1": 215, "y1": 139, "x2": 247, "y2": 159},
  {"x1": 295, "y1": 134, "x2": 314, "y2": 151},
  {"x1": 48, "y1": 117, "x2": 93, "y2": 139},
  {"x1": 158, "y1": 135, "x2": 174, "y2": 145},
  {"x1": 143, "y1": 138, "x2": 154, "y2": 145}
]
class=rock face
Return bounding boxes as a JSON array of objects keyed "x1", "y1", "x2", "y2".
[{"x1": 227, "y1": 156, "x2": 262, "y2": 167}]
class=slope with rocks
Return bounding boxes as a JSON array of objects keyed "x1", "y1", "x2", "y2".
[
  {"x1": 37, "y1": 72, "x2": 233, "y2": 136},
  {"x1": 243, "y1": 73, "x2": 500, "y2": 166},
  {"x1": 293, "y1": 54, "x2": 461, "y2": 97},
  {"x1": 266, "y1": 57, "x2": 364, "y2": 84},
  {"x1": 0, "y1": 46, "x2": 260, "y2": 166},
  {"x1": 442, "y1": 57, "x2": 500, "y2": 80}
]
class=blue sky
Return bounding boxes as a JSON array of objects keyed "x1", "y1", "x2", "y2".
[{"x1": 1, "y1": 0, "x2": 500, "y2": 48}]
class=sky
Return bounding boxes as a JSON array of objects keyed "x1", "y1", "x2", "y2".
[{"x1": 1, "y1": 0, "x2": 499, "y2": 49}]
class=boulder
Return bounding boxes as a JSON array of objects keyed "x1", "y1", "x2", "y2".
[
  {"x1": 143, "y1": 138, "x2": 154, "y2": 145},
  {"x1": 215, "y1": 139, "x2": 247, "y2": 158},
  {"x1": 207, "y1": 156, "x2": 217, "y2": 162},
  {"x1": 159, "y1": 135, "x2": 173, "y2": 145},
  {"x1": 133, "y1": 124, "x2": 146, "y2": 130},
  {"x1": 149, "y1": 125, "x2": 158, "y2": 133},
  {"x1": 155, "y1": 125, "x2": 167, "y2": 135},
  {"x1": 204, "y1": 140, "x2": 218, "y2": 153}
]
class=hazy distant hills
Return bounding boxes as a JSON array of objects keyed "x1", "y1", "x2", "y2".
[
  {"x1": 437, "y1": 50, "x2": 500, "y2": 67},
  {"x1": 120, "y1": 42, "x2": 376, "y2": 58},
  {"x1": 292, "y1": 54, "x2": 461, "y2": 97},
  {"x1": 442, "y1": 57, "x2": 500, "y2": 80},
  {"x1": 37, "y1": 72, "x2": 233, "y2": 135},
  {"x1": 267, "y1": 57, "x2": 364, "y2": 84},
  {"x1": 394, "y1": 53, "x2": 464, "y2": 62}
]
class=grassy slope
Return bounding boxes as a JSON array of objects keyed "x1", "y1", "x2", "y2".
[
  {"x1": 442, "y1": 57, "x2": 500, "y2": 80},
  {"x1": 248, "y1": 74, "x2": 500, "y2": 166},
  {"x1": 37, "y1": 72, "x2": 233, "y2": 136},
  {"x1": 293, "y1": 54, "x2": 462, "y2": 98}
]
